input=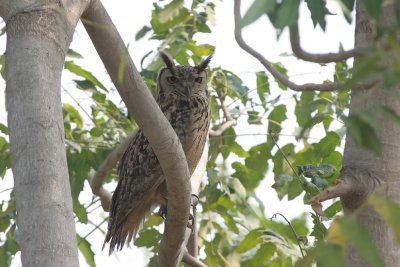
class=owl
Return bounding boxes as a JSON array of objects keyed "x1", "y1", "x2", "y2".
[{"x1": 103, "y1": 52, "x2": 212, "y2": 253}]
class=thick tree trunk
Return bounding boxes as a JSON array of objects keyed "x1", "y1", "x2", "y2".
[
  {"x1": 341, "y1": 2, "x2": 400, "y2": 266},
  {"x1": 4, "y1": 2, "x2": 85, "y2": 266}
]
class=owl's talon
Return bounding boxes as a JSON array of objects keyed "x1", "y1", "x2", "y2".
[
  {"x1": 187, "y1": 213, "x2": 195, "y2": 230},
  {"x1": 158, "y1": 205, "x2": 167, "y2": 219}
]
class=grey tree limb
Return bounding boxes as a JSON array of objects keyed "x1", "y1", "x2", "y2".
[
  {"x1": 81, "y1": 1, "x2": 191, "y2": 266},
  {"x1": 289, "y1": 22, "x2": 362, "y2": 63},
  {"x1": 90, "y1": 130, "x2": 137, "y2": 212}
]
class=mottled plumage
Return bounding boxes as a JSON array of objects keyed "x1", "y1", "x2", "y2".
[{"x1": 104, "y1": 53, "x2": 212, "y2": 253}]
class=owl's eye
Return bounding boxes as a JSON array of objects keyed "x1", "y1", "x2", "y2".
[
  {"x1": 167, "y1": 76, "x2": 178, "y2": 84},
  {"x1": 195, "y1": 77, "x2": 203, "y2": 83}
]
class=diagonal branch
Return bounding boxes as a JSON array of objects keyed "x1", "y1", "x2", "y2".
[
  {"x1": 82, "y1": 1, "x2": 190, "y2": 266},
  {"x1": 289, "y1": 22, "x2": 362, "y2": 63},
  {"x1": 233, "y1": 0, "x2": 376, "y2": 92},
  {"x1": 89, "y1": 130, "x2": 137, "y2": 212}
]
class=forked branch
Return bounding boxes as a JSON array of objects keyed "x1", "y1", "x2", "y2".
[
  {"x1": 233, "y1": 0, "x2": 377, "y2": 92},
  {"x1": 89, "y1": 130, "x2": 137, "y2": 211}
]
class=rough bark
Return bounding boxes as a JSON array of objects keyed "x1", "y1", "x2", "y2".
[
  {"x1": 3, "y1": 1, "x2": 88, "y2": 266},
  {"x1": 341, "y1": 2, "x2": 400, "y2": 266}
]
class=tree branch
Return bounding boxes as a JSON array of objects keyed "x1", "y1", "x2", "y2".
[
  {"x1": 186, "y1": 137, "x2": 209, "y2": 265},
  {"x1": 209, "y1": 98, "x2": 236, "y2": 137},
  {"x1": 233, "y1": 0, "x2": 376, "y2": 92},
  {"x1": 89, "y1": 130, "x2": 137, "y2": 212},
  {"x1": 82, "y1": 1, "x2": 191, "y2": 266},
  {"x1": 289, "y1": 22, "x2": 362, "y2": 63},
  {"x1": 182, "y1": 252, "x2": 208, "y2": 267}
]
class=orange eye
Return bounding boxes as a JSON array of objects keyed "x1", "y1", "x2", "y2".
[
  {"x1": 195, "y1": 77, "x2": 203, "y2": 83},
  {"x1": 167, "y1": 76, "x2": 178, "y2": 84}
]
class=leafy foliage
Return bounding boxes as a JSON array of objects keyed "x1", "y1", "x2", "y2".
[{"x1": 2, "y1": 0, "x2": 400, "y2": 267}]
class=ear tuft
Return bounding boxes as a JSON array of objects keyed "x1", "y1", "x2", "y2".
[
  {"x1": 160, "y1": 52, "x2": 175, "y2": 73},
  {"x1": 196, "y1": 53, "x2": 213, "y2": 72}
]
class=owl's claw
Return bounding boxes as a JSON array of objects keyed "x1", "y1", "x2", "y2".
[
  {"x1": 158, "y1": 205, "x2": 167, "y2": 219},
  {"x1": 157, "y1": 194, "x2": 199, "y2": 230}
]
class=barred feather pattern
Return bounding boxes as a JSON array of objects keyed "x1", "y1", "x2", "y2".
[{"x1": 103, "y1": 63, "x2": 211, "y2": 254}]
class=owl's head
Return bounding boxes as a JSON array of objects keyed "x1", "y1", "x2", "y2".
[{"x1": 157, "y1": 52, "x2": 213, "y2": 99}]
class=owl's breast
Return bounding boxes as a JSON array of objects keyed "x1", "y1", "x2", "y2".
[{"x1": 160, "y1": 97, "x2": 210, "y2": 173}]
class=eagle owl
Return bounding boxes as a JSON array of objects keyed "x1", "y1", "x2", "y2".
[{"x1": 104, "y1": 52, "x2": 212, "y2": 253}]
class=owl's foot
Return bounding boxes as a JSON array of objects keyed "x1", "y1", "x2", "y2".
[
  {"x1": 187, "y1": 194, "x2": 199, "y2": 230},
  {"x1": 157, "y1": 194, "x2": 199, "y2": 230},
  {"x1": 158, "y1": 205, "x2": 167, "y2": 219}
]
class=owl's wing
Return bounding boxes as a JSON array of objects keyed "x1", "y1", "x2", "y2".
[{"x1": 104, "y1": 129, "x2": 164, "y2": 253}]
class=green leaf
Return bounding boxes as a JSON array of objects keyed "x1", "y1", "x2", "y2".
[
  {"x1": 74, "y1": 79, "x2": 95, "y2": 90},
  {"x1": 63, "y1": 103, "x2": 83, "y2": 129},
  {"x1": 272, "y1": 62, "x2": 288, "y2": 90},
  {"x1": 0, "y1": 123, "x2": 8, "y2": 135},
  {"x1": 240, "y1": 0, "x2": 276, "y2": 28},
  {"x1": 231, "y1": 162, "x2": 264, "y2": 191},
  {"x1": 305, "y1": 0, "x2": 333, "y2": 30},
  {"x1": 316, "y1": 243, "x2": 346, "y2": 267},
  {"x1": 151, "y1": 6, "x2": 190, "y2": 34},
  {"x1": 135, "y1": 26, "x2": 151, "y2": 40},
  {"x1": 250, "y1": 243, "x2": 276, "y2": 266},
  {"x1": 64, "y1": 61, "x2": 107, "y2": 92},
  {"x1": 363, "y1": 0, "x2": 382, "y2": 20},
  {"x1": 324, "y1": 201, "x2": 343, "y2": 218},
  {"x1": 90, "y1": 127, "x2": 103, "y2": 138},
  {"x1": 341, "y1": 0, "x2": 355, "y2": 11},
  {"x1": 272, "y1": 0, "x2": 299, "y2": 30},
  {"x1": 224, "y1": 70, "x2": 249, "y2": 98},
  {"x1": 268, "y1": 104, "x2": 287, "y2": 135},
  {"x1": 245, "y1": 143, "x2": 271, "y2": 174},
  {"x1": 158, "y1": 0, "x2": 184, "y2": 23},
  {"x1": 0, "y1": 216, "x2": 10, "y2": 232},
  {"x1": 314, "y1": 132, "x2": 340, "y2": 158},
  {"x1": 230, "y1": 178, "x2": 247, "y2": 198},
  {"x1": 66, "y1": 49, "x2": 83, "y2": 59},
  {"x1": 287, "y1": 179, "x2": 303, "y2": 200},
  {"x1": 73, "y1": 199, "x2": 88, "y2": 224},
  {"x1": 0, "y1": 54, "x2": 5, "y2": 79},
  {"x1": 341, "y1": 217, "x2": 384, "y2": 267},
  {"x1": 256, "y1": 71, "x2": 270, "y2": 106},
  {"x1": 77, "y1": 235, "x2": 96, "y2": 267},
  {"x1": 5, "y1": 239, "x2": 19, "y2": 254},
  {"x1": 310, "y1": 213, "x2": 327, "y2": 241},
  {"x1": 236, "y1": 229, "x2": 264, "y2": 253},
  {"x1": 344, "y1": 113, "x2": 381, "y2": 154},
  {"x1": 186, "y1": 42, "x2": 215, "y2": 57},
  {"x1": 135, "y1": 228, "x2": 161, "y2": 248},
  {"x1": 395, "y1": 0, "x2": 400, "y2": 26}
]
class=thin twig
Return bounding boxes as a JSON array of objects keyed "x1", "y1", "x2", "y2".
[
  {"x1": 89, "y1": 130, "x2": 137, "y2": 211},
  {"x1": 269, "y1": 133, "x2": 300, "y2": 181},
  {"x1": 233, "y1": 0, "x2": 378, "y2": 92},
  {"x1": 271, "y1": 213, "x2": 305, "y2": 258},
  {"x1": 209, "y1": 98, "x2": 236, "y2": 136},
  {"x1": 78, "y1": 218, "x2": 108, "y2": 245}
]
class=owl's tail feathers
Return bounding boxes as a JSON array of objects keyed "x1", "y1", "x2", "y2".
[{"x1": 102, "y1": 196, "x2": 155, "y2": 255}]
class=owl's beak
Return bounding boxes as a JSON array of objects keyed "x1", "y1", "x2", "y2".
[{"x1": 184, "y1": 87, "x2": 192, "y2": 97}]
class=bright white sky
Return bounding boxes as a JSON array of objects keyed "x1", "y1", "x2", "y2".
[{"x1": 0, "y1": 0, "x2": 354, "y2": 266}]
